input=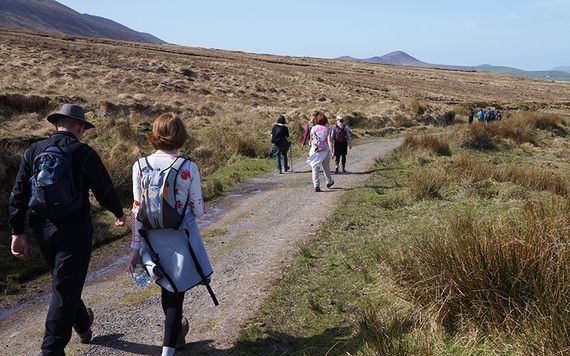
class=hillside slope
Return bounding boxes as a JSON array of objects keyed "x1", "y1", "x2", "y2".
[{"x1": 0, "y1": 0, "x2": 165, "y2": 43}]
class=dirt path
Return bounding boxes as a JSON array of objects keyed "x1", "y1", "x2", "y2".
[{"x1": 0, "y1": 137, "x2": 402, "y2": 355}]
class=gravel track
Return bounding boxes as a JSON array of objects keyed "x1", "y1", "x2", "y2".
[{"x1": 0, "y1": 137, "x2": 402, "y2": 355}]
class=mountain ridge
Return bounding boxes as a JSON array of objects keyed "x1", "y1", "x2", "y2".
[
  {"x1": 336, "y1": 52, "x2": 570, "y2": 81},
  {"x1": 0, "y1": 0, "x2": 165, "y2": 44}
]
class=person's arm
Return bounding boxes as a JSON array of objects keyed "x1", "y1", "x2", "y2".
[
  {"x1": 301, "y1": 124, "x2": 310, "y2": 146},
  {"x1": 82, "y1": 147, "x2": 124, "y2": 221},
  {"x1": 128, "y1": 161, "x2": 143, "y2": 274},
  {"x1": 285, "y1": 126, "x2": 291, "y2": 143},
  {"x1": 346, "y1": 126, "x2": 353, "y2": 148},
  {"x1": 9, "y1": 149, "x2": 33, "y2": 260},
  {"x1": 188, "y1": 162, "x2": 206, "y2": 217},
  {"x1": 9, "y1": 148, "x2": 32, "y2": 236}
]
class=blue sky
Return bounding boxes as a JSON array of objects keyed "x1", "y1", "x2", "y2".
[{"x1": 57, "y1": 0, "x2": 570, "y2": 70}]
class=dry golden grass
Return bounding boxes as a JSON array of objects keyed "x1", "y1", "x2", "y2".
[
  {"x1": 392, "y1": 199, "x2": 570, "y2": 354},
  {"x1": 408, "y1": 169, "x2": 447, "y2": 200},
  {"x1": 403, "y1": 133, "x2": 452, "y2": 156},
  {"x1": 449, "y1": 154, "x2": 569, "y2": 198}
]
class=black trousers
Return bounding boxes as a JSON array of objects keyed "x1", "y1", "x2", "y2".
[
  {"x1": 161, "y1": 287, "x2": 185, "y2": 347},
  {"x1": 33, "y1": 221, "x2": 93, "y2": 356},
  {"x1": 335, "y1": 154, "x2": 346, "y2": 168}
]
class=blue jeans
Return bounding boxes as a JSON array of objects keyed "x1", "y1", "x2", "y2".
[{"x1": 273, "y1": 144, "x2": 288, "y2": 171}]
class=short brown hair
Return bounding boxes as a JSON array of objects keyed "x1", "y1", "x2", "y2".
[
  {"x1": 149, "y1": 113, "x2": 188, "y2": 151},
  {"x1": 314, "y1": 112, "x2": 328, "y2": 125}
]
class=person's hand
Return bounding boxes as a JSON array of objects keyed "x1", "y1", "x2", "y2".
[
  {"x1": 127, "y1": 249, "x2": 142, "y2": 275},
  {"x1": 349, "y1": 144, "x2": 352, "y2": 150},
  {"x1": 115, "y1": 215, "x2": 126, "y2": 227},
  {"x1": 11, "y1": 235, "x2": 28, "y2": 260}
]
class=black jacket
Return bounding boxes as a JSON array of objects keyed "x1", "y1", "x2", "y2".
[
  {"x1": 9, "y1": 131, "x2": 123, "y2": 235},
  {"x1": 271, "y1": 124, "x2": 290, "y2": 149}
]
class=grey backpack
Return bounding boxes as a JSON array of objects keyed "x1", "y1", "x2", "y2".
[{"x1": 136, "y1": 155, "x2": 190, "y2": 230}]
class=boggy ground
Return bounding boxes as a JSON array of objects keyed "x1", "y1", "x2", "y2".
[{"x1": 0, "y1": 137, "x2": 402, "y2": 355}]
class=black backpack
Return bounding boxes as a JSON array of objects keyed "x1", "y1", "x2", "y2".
[{"x1": 28, "y1": 142, "x2": 83, "y2": 219}]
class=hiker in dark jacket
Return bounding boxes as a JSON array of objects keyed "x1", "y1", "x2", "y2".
[
  {"x1": 271, "y1": 114, "x2": 291, "y2": 174},
  {"x1": 331, "y1": 115, "x2": 352, "y2": 174},
  {"x1": 495, "y1": 110, "x2": 502, "y2": 120},
  {"x1": 468, "y1": 109, "x2": 474, "y2": 124},
  {"x1": 9, "y1": 104, "x2": 125, "y2": 356}
]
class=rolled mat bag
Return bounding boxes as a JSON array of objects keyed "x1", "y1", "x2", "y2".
[{"x1": 140, "y1": 221, "x2": 213, "y2": 294}]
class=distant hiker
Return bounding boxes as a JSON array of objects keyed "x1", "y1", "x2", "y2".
[
  {"x1": 271, "y1": 114, "x2": 291, "y2": 174},
  {"x1": 488, "y1": 109, "x2": 496, "y2": 122},
  {"x1": 306, "y1": 111, "x2": 334, "y2": 192},
  {"x1": 495, "y1": 110, "x2": 502, "y2": 120},
  {"x1": 129, "y1": 113, "x2": 215, "y2": 356},
  {"x1": 331, "y1": 115, "x2": 352, "y2": 174},
  {"x1": 484, "y1": 109, "x2": 491, "y2": 124},
  {"x1": 477, "y1": 109, "x2": 484, "y2": 122},
  {"x1": 468, "y1": 109, "x2": 474, "y2": 124},
  {"x1": 9, "y1": 104, "x2": 125, "y2": 355},
  {"x1": 301, "y1": 111, "x2": 318, "y2": 146}
]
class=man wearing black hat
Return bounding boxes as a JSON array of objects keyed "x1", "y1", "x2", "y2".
[{"x1": 9, "y1": 104, "x2": 125, "y2": 355}]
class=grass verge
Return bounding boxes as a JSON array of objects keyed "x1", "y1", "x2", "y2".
[{"x1": 234, "y1": 115, "x2": 569, "y2": 355}]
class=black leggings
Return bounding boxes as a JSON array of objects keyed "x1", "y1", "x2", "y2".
[
  {"x1": 335, "y1": 154, "x2": 346, "y2": 167},
  {"x1": 161, "y1": 287, "x2": 185, "y2": 347}
]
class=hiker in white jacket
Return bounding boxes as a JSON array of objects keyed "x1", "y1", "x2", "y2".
[{"x1": 128, "y1": 113, "x2": 210, "y2": 356}]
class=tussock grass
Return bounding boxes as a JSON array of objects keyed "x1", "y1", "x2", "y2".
[
  {"x1": 460, "y1": 122, "x2": 496, "y2": 149},
  {"x1": 461, "y1": 112, "x2": 567, "y2": 149},
  {"x1": 449, "y1": 154, "x2": 569, "y2": 198},
  {"x1": 408, "y1": 169, "x2": 447, "y2": 200},
  {"x1": 392, "y1": 199, "x2": 569, "y2": 353},
  {"x1": 403, "y1": 133, "x2": 452, "y2": 156},
  {"x1": 487, "y1": 117, "x2": 538, "y2": 144}
]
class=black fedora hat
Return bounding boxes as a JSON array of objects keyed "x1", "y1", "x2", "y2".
[{"x1": 47, "y1": 104, "x2": 95, "y2": 129}]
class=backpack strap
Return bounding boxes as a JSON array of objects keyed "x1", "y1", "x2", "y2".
[
  {"x1": 170, "y1": 156, "x2": 190, "y2": 172},
  {"x1": 67, "y1": 141, "x2": 83, "y2": 153},
  {"x1": 170, "y1": 156, "x2": 192, "y2": 228},
  {"x1": 137, "y1": 156, "x2": 152, "y2": 174}
]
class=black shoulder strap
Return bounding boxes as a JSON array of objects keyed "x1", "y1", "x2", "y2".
[{"x1": 67, "y1": 141, "x2": 83, "y2": 153}]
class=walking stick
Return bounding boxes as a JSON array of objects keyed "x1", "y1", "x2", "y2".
[{"x1": 289, "y1": 142, "x2": 294, "y2": 172}]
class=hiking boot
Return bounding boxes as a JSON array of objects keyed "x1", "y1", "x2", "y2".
[
  {"x1": 342, "y1": 168, "x2": 347, "y2": 174},
  {"x1": 78, "y1": 308, "x2": 94, "y2": 344},
  {"x1": 314, "y1": 187, "x2": 321, "y2": 192},
  {"x1": 278, "y1": 169, "x2": 282, "y2": 174},
  {"x1": 176, "y1": 317, "x2": 189, "y2": 350},
  {"x1": 285, "y1": 166, "x2": 290, "y2": 172},
  {"x1": 326, "y1": 180, "x2": 335, "y2": 188},
  {"x1": 335, "y1": 166, "x2": 339, "y2": 174}
]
